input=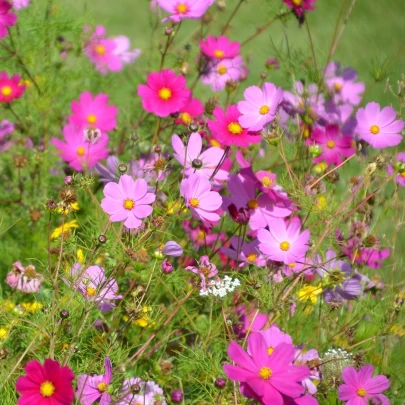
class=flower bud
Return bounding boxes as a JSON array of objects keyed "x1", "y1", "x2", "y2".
[
  {"x1": 165, "y1": 28, "x2": 173, "y2": 36},
  {"x1": 161, "y1": 259, "x2": 173, "y2": 274},
  {"x1": 60, "y1": 310, "x2": 69, "y2": 319},
  {"x1": 260, "y1": 72, "x2": 268, "y2": 80},
  {"x1": 191, "y1": 158, "x2": 203, "y2": 169},
  {"x1": 265, "y1": 57, "x2": 280, "y2": 70},
  {"x1": 154, "y1": 145, "x2": 162, "y2": 154},
  {"x1": 394, "y1": 160, "x2": 405, "y2": 173},
  {"x1": 64, "y1": 176, "x2": 73, "y2": 185},
  {"x1": 118, "y1": 164, "x2": 127, "y2": 173},
  {"x1": 162, "y1": 241, "x2": 183, "y2": 257},
  {"x1": 171, "y1": 389, "x2": 183, "y2": 403},
  {"x1": 154, "y1": 249, "x2": 164, "y2": 260},
  {"x1": 188, "y1": 122, "x2": 199, "y2": 133},
  {"x1": 98, "y1": 235, "x2": 107, "y2": 244},
  {"x1": 308, "y1": 144, "x2": 322, "y2": 158},
  {"x1": 215, "y1": 377, "x2": 226, "y2": 389}
]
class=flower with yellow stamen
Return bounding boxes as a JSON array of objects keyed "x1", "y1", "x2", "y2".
[
  {"x1": 51, "y1": 220, "x2": 79, "y2": 239},
  {"x1": 297, "y1": 284, "x2": 323, "y2": 304},
  {"x1": 57, "y1": 202, "x2": 79, "y2": 215}
]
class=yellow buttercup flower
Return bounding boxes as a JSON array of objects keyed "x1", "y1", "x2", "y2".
[
  {"x1": 297, "y1": 284, "x2": 323, "y2": 304},
  {"x1": 51, "y1": 220, "x2": 79, "y2": 239},
  {"x1": 20, "y1": 302, "x2": 43, "y2": 314},
  {"x1": 0, "y1": 328, "x2": 8, "y2": 339}
]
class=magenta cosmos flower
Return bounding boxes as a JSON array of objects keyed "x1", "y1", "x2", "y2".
[
  {"x1": 138, "y1": 69, "x2": 191, "y2": 117},
  {"x1": 171, "y1": 132, "x2": 229, "y2": 182},
  {"x1": 180, "y1": 173, "x2": 222, "y2": 223},
  {"x1": 76, "y1": 357, "x2": 112, "y2": 405},
  {"x1": 101, "y1": 174, "x2": 156, "y2": 229},
  {"x1": 0, "y1": 71, "x2": 26, "y2": 103},
  {"x1": 338, "y1": 365, "x2": 390, "y2": 405},
  {"x1": 258, "y1": 218, "x2": 310, "y2": 265},
  {"x1": 16, "y1": 359, "x2": 75, "y2": 405},
  {"x1": 356, "y1": 102, "x2": 404, "y2": 149},
  {"x1": 0, "y1": 1, "x2": 17, "y2": 39},
  {"x1": 176, "y1": 97, "x2": 204, "y2": 126},
  {"x1": 208, "y1": 105, "x2": 261, "y2": 147},
  {"x1": 156, "y1": 0, "x2": 215, "y2": 22},
  {"x1": 69, "y1": 92, "x2": 118, "y2": 133},
  {"x1": 312, "y1": 124, "x2": 356, "y2": 166},
  {"x1": 224, "y1": 333, "x2": 309, "y2": 405},
  {"x1": 200, "y1": 35, "x2": 240, "y2": 60},
  {"x1": 282, "y1": 0, "x2": 316, "y2": 16},
  {"x1": 52, "y1": 124, "x2": 109, "y2": 171},
  {"x1": 238, "y1": 83, "x2": 284, "y2": 132}
]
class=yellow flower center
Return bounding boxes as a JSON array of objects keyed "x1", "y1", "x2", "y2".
[
  {"x1": 86, "y1": 287, "x2": 97, "y2": 297},
  {"x1": 303, "y1": 128, "x2": 310, "y2": 138},
  {"x1": 247, "y1": 253, "x2": 257, "y2": 263},
  {"x1": 211, "y1": 139, "x2": 220, "y2": 147},
  {"x1": 40, "y1": 381, "x2": 55, "y2": 397},
  {"x1": 280, "y1": 241, "x2": 290, "y2": 251},
  {"x1": 189, "y1": 198, "x2": 199, "y2": 208},
  {"x1": 247, "y1": 199, "x2": 259, "y2": 209},
  {"x1": 370, "y1": 125, "x2": 380, "y2": 135},
  {"x1": 217, "y1": 65, "x2": 228, "y2": 75},
  {"x1": 24, "y1": 266, "x2": 37, "y2": 279},
  {"x1": 401, "y1": 172, "x2": 405, "y2": 178},
  {"x1": 228, "y1": 122, "x2": 243, "y2": 135},
  {"x1": 1, "y1": 86, "x2": 12, "y2": 96},
  {"x1": 87, "y1": 114, "x2": 97, "y2": 124},
  {"x1": 267, "y1": 346, "x2": 274, "y2": 355},
  {"x1": 259, "y1": 367, "x2": 272, "y2": 379},
  {"x1": 0, "y1": 328, "x2": 8, "y2": 339},
  {"x1": 159, "y1": 87, "x2": 172, "y2": 100},
  {"x1": 357, "y1": 388, "x2": 367, "y2": 398},
  {"x1": 197, "y1": 230, "x2": 205, "y2": 241},
  {"x1": 214, "y1": 49, "x2": 225, "y2": 58},
  {"x1": 123, "y1": 199, "x2": 135, "y2": 210},
  {"x1": 95, "y1": 44, "x2": 106, "y2": 55},
  {"x1": 262, "y1": 176, "x2": 272, "y2": 188},
  {"x1": 177, "y1": 3, "x2": 188, "y2": 13},
  {"x1": 98, "y1": 382, "x2": 108, "y2": 392},
  {"x1": 326, "y1": 140, "x2": 335, "y2": 149},
  {"x1": 334, "y1": 82, "x2": 343, "y2": 92},
  {"x1": 181, "y1": 112, "x2": 192, "y2": 124},
  {"x1": 259, "y1": 105, "x2": 270, "y2": 115},
  {"x1": 77, "y1": 146, "x2": 85, "y2": 156},
  {"x1": 292, "y1": 0, "x2": 302, "y2": 5}
]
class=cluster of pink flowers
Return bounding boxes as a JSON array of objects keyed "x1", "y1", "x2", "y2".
[{"x1": 6, "y1": 261, "x2": 43, "y2": 293}]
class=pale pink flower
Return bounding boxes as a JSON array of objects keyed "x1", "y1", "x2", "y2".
[{"x1": 156, "y1": 0, "x2": 215, "y2": 22}]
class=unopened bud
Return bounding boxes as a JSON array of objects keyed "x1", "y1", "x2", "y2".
[
  {"x1": 215, "y1": 377, "x2": 226, "y2": 388},
  {"x1": 118, "y1": 164, "x2": 127, "y2": 173},
  {"x1": 191, "y1": 158, "x2": 203, "y2": 169},
  {"x1": 154, "y1": 145, "x2": 162, "y2": 154},
  {"x1": 171, "y1": 390, "x2": 183, "y2": 403},
  {"x1": 188, "y1": 122, "x2": 199, "y2": 133},
  {"x1": 98, "y1": 235, "x2": 107, "y2": 244},
  {"x1": 308, "y1": 144, "x2": 322, "y2": 158},
  {"x1": 165, "y1": 28, "x2": 173, "y2": 36},
  {"x1": 161, "y1": 259, "x2": 173, "y2": 274}
]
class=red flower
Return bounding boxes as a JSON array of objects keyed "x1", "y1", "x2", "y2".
[
  {"x1": 16, "y1": 359, "x2": 75, "y2": 405},
  {"x1": 0, "y1": 72, "x2": 26, "y2": 103}
]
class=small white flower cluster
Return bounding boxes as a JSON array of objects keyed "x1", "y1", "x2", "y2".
[
  {"x1": 322, "y1": 348, "x2": 354, "y2": 380},
  {"x1": 199, "y1": 276, "x2": 240, "y2": 298}
]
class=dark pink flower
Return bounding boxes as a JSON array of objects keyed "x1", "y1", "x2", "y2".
[
  {"x1": 138, "y1": 69, "x2": 191, "y2": 117},
  {"x1": 0, "y1": 1, "x2": 17, "y2": 39},
  {"x1": 176, "y1": 97, "x2": 204, "y2": 126},
  {"x1": 207, "y1": 105, "x2": 261, "y2": 147},
  {"x1": 0, "y1": 71, "x2": 26, "y2": 103},
  {"x1": 16, "y1": 359, "x2": 75, "y2": 405},
  {"x1": 282, "y1": 0, "x2": 316, "y2": 16},
  {"x1": 338, "y1": 365, "x2": 390, "y2": 405},
  {"x1": 233, "y1": 305, "x2": 267, "y2": 338},
  {"x1": 200, "y1": 35, "x2": 240, "y2": 60}
]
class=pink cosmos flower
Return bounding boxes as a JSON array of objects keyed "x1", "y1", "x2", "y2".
[
  {"x1": 16, "y1": 358, "x2": 75, "y2": 405},
  {"x1": 255, "y1": 170, "x2": 277, "y2": 193},
  {"x1": 171, "y1": 132, "x2": 229, "y2": 182},
  {"x1": 185, "y1": 255, "x2": 218, "y2": 290},
  {"x1": 224, "y1": 333, "x2": 309, "y2": 405},
  {"x1": 282, "y1": 0, "x2": 316, "y2": 16},
  {"x1": 156, "y1": 0, "x2": 215, "y2": 22},
  {"x1": 258, "y1": 218, "x2": 310, "y2": 265},
  {"x1": 387, "y1": 152, "x2": 405, "y2": 186},
  {"x1": 356, "y1": 102, "x2": 404, "y2": 149},
  {"x1": 101, "y1": 175, "x2": 156, "y2": 229},
  {"x1": 294, "y1": 349, "x2": 321, "y2": 395},
  {"x1": 138, "y1": 69, "x2": 191, "y2": 117},
  {"x1": 237, "y1": 83, "x2": 284, "y2": 132},
  {"x1": 0, "y1": 120, "x2": 14, "y2": 139},
  {"x1": 259, "y1": 325, "x2": 293, "y2": 356},
  {"x1": 207, "y1": 105, "x2": 261, "y2": 147},
  {"x1": 200, "y1": 35, "x2": 240, "y2": 60},
  {"x1": 12, "y1": 0, "x2": 31, "y2": 10},
  {"x1": 338, "y1": 365, "x2": 390, "y2": 405},
  {"x1": 69, "y1": 92, "x2": 118, "y2": 133},
  {"x1": 221, "y1": 236, "x2": 267, "y2": 267},
  {"x1": 201, "y1": 56, "x2": 243, "y2": 91},
  {"x1": 182, "y1": 221, "x2": 220, "y2": 248},
  {"x1": 70, "y1": 265, "x2": 122, "y2": 311},
  {"x1": 176, "y1": 97, "x2": 204, "y2": 126},
  {"x1": 0, "y1": 72, "x2": 26, "y2": 103},
  {"x1": 233, "y1": 305, "x2": 268, "y2": 338},
  {"x1": 52, "y1": 124, "x2": 109, "y2": 171},
  {"x1": 76, "y1": 357, "x2": 112, "y2": 405},
  {"x1": 6, "y1": 262, "x2": 43, "y2": 293},
  {"x1": 180, "y1": 173, "x2": 222, "y2": 223},
  {"x1": 311, "y1": 124, "x2": 356, "y2": 166},
  {"x1": 0, "y1": 1, "x2": 16, "y2": 39}
]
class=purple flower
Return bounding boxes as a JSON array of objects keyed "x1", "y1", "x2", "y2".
[
  {"x1": 118, "y1": 378, "x2": 167, "y2": 405},
  {"x1": 76, "y1": 357, "x2": 112, "y2": 405},
  {"x1": 221, "y1": 236, "x2": 267, "y2": 267},
  {"x1": 162, "y1": 241, "x2": 183, "y2": 257},
  {"x1": 0, "y1": 119, "x2": 14, "y2": 140},
  {"x1": 162, "y1": 259, "x2": 173, "y2": 274},
  {"x1": 356, "y1": 102, "x2": 404, "y2": 149}
]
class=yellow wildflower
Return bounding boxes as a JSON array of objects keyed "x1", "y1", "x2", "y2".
[
  {"x1": 390, "y1": 324, "x2": 405, "y2": 337},
  {"x1": 167, "y1": 201, "x2": 187, "y2": 215},
  {"x1": 314, "y1": 195, "x2": 327, "y2": 211},
  {"x1": 297, "y1": 284, "x2": 323, "y2": 304},
  {"x1": 57, "y1": 202, "x2": 79, "y2": 215},
  {"x1": 21, "y1": 302, "x2": 43, "y2": 314},
  {"x1": 77, "y1": 248, "x2": 85, "y2": 264},
  {"x1": 0, "y1": 328, "x2": 8, "y2": 339},
  {"x1": 51, "y1": 220, "x2": 79, "y2": 239}
]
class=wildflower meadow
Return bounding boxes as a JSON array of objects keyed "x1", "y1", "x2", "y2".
[{"x1": 0, "y1": 0, "x2": 405, "y2": 404}]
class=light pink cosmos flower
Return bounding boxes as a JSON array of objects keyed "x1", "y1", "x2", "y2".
[
  {"x1": 0, "y1": 1, "x2": 16, "y2": 39},
  {"x1": 221, "y1": 236, "x2": 267, "y2": 267},
  {"x1": 200, "y1": 35, "x2": 240, "y2": 60},
  {"x1": 69, "y1": 92, "x2": 118, "y2": 133},
  {"x1": 185, "y1": 255, "x2": 218, "y2": 290},
  {"x1": 282, "y1": 0, "x2": 316, "y2": 16},
  {"x1": 101, "y1": 175, "x2": 156, "y2": 229},
  {"x1": 356, "y1": 102, "x2": 404, "y2": 149},
  {"x1": 138, "y1": 69, "x2": 191, "y2": 117},
  {"x1": 180, "y1": 173, "x2": 222, "y2": 223},
  {"x1": 52, "y1": 124, "x2": 109, "y2": 171},
  {"x1": 387, "y1": 152, "x2": 405, "y2": 186},
  {"x1": 156, "y1": 0, "x2": 215, "y2": 22},
  {"x1": 338, "y1": 365, "x2": 390, "y2": 405},
  {"x1": 118, "y1": 378, "x2": 167, "y2": 405},
  {"x1": 207, "y1": 105, "x2": 261, "y2": 147},
  {"x1": 258, "y1": 218, "x2": 310, "y2": 265},
  {"x1": 201, "y1": 56, "x2": 243, "y2": 92},
  {"x1": 238, "y1": 83, "x2": 284, "y2": 132},
  {"x1": 311, "y1": 124, "x2": 356, "y2": 166},
  {"x1": 12, "y1": 0, "x2": 31, "y2": 9},
  {"x1": 6, "y1": 262, "x2": 43, "y2": 293},
  {"x1": 171, "y1": 132, "x2": 229, "y2": 182},
  {"x1": 76, "y1": 357, "x2": 113, "y2": 405},
  {"x1": 224, "y1": 333, "x2": 309, "y2": 405}
]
